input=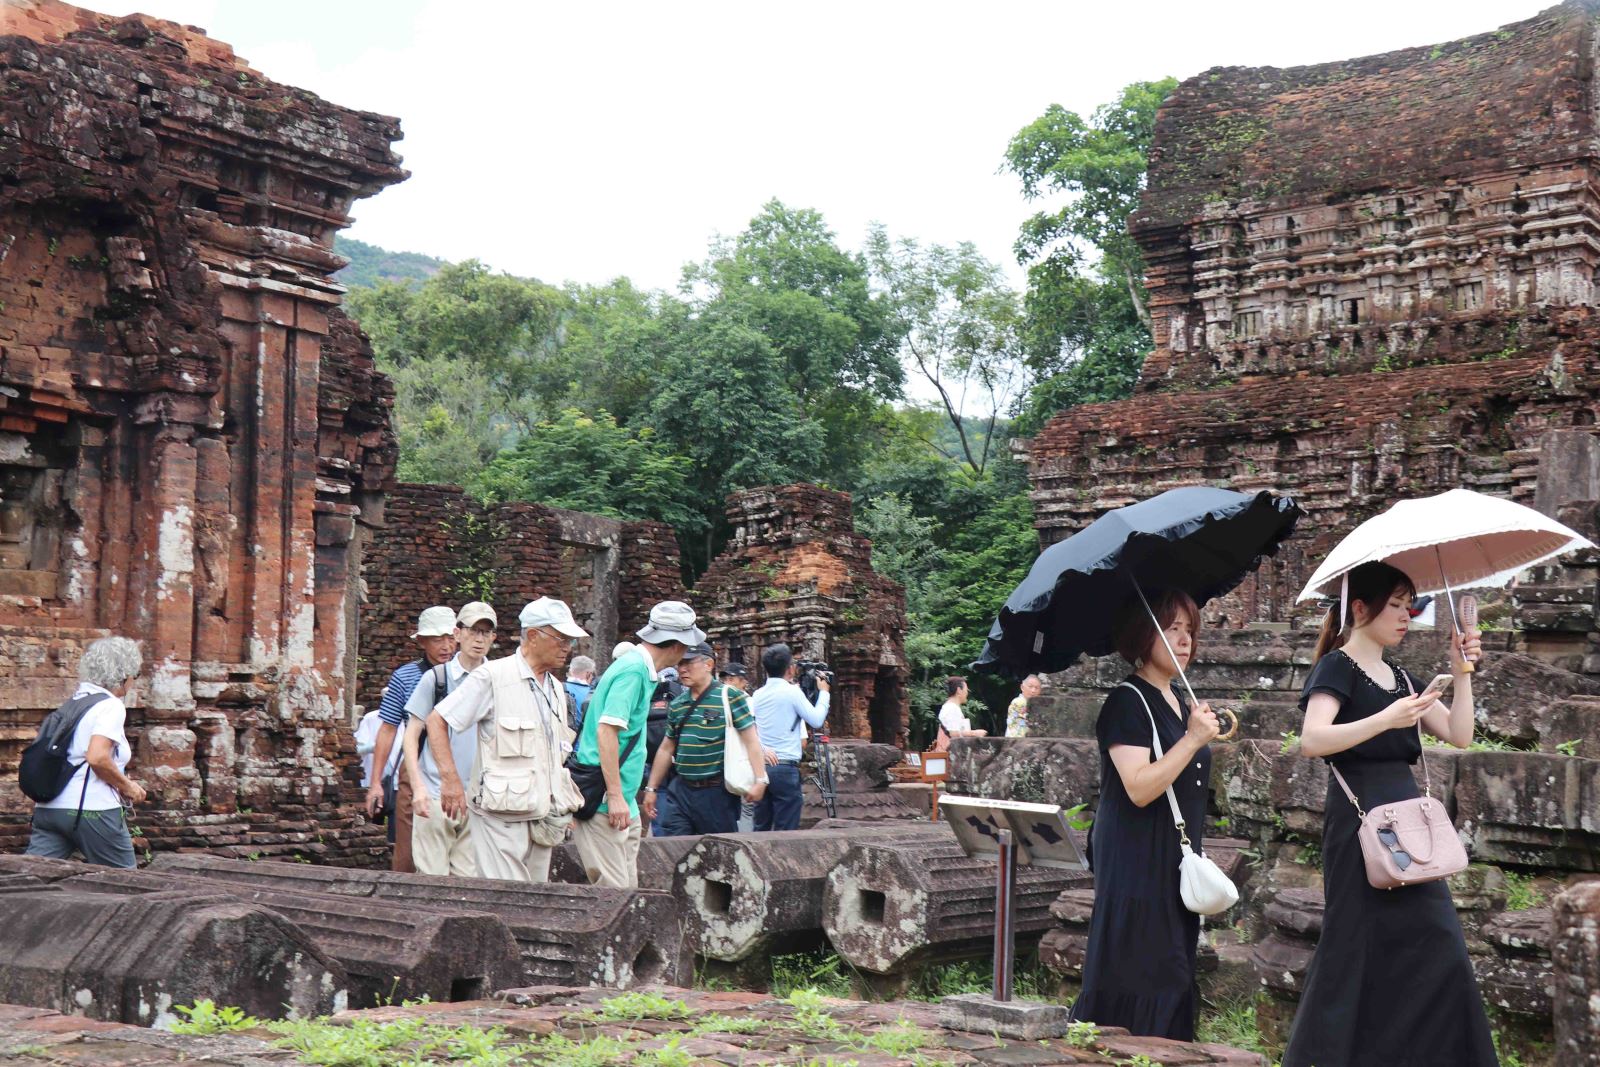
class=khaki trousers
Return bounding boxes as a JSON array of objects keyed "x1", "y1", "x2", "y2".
[
  {"x1": 410, "y1": 797, "x2": 476, "y2": 877},
  {"x1": 571, "y1": 813, "x2": 642, "y2": 888},
  {"x1": 470, "y1": 810, "x2": 554, "y2": 882},
  {"x1": 392, "y1": 776, "x2": 416, "y2": 873}
]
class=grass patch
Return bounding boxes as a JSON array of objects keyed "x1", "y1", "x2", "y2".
[
  {"x1": 586, "y1": 990, "x2": 691, "y2": 1022},
  {"x1": 167, "y1": 1000, "x2": 262, "y2": 1035},
  {"x1": 770, "y1": 948, "x2": 855, "y2": 998},
  {"x1": 1502, "y1": 870, "x2": 1546, "y2": 911},
  {"x1": 687, "y1": 1012, "x2": 766, "y2": 1036},
  {"x1": 527, "y1": 1032, "x2": 632, "y2": 1067},
  {"x1": 1196, "y1": 995, "x2": 1275, "y2": 1058}
]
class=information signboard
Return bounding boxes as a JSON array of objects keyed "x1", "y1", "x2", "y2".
[{"x1": 938, "y1": 794, "x2": 1088, "y2": 871}]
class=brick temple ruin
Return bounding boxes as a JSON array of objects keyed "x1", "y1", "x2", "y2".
[
  {"x1": 967, "y1": 3, "x2": 1600, "y2": 1061},
  {"x1": 0, "y1": 0, "x2": 404, "y2": 859}
]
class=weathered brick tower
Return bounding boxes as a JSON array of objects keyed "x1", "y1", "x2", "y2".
[
  {"x1": 0, "y1": 0, "x2": 405, "y2": 858},
  {"x1": 1024, "y1": 0, "x2": 1600, "y2": 631},
  {"x1": 693, "y1": 485, "x2": 909, "y2": 746}
]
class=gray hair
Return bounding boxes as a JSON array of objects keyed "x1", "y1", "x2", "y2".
[
  {"x1": 569, "y1": 655, "x2": 596, "y2": 680},
  {"x1": 78, "y1": 637, "x2": 142, "y2": 690}
]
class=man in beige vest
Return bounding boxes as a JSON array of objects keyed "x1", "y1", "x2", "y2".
[{"x1": 429, "y1": 597, "x2": 588, "y2": 881}]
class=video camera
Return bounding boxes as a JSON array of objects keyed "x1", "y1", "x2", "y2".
[{"x1": 796, "y1": 659, "x2": 833, "y2": 704}]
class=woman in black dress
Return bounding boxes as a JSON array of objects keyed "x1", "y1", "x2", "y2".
[
  {"x1": 1071, "y1": 588, "x2": 1220, "y2": 1040},
  {"x1": 1282, "y1": 560, "x2": 1496, "y2": 1067}
]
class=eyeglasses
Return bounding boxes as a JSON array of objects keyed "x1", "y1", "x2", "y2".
[
  {"x1": 536, "y1": 629, "x2": 578, "y2": 649},
  {"x1": 1376, "y1": 825, "x2": 1412, "y2": 871}
]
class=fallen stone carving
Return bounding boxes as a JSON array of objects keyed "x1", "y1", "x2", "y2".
[
  {"x1": 824, "y1": 837, "x2": 1091, "y2": 974},
  {"x1": 0, "y1": 887, "x2": 346, "y2": 1024},
  {"x1": 675, "y1": 826, "x2": 945, "y2": 962},
  {"x1": 63, "y1": 867, "x2": 522, "y2": 1007},
  {"x1": 150, "y1": 852, "x2": 689, "y2": 987}
]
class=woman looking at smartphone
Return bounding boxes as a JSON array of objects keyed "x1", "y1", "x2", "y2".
[
  {"x1": 1281, "y1": 560, "x2": 1495, "y2": 1067},
  {"x1": 1070, "y1": 588, "x2": 1219, "y2": 1040}
]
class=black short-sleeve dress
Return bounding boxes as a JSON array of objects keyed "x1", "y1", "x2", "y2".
[
  {"x1": 1070, "y1": 675, "x2": 1211, "y2": 1040},
  {"x1": 1281, "y1": 649, "x2": 1496, "y2": 1067}
]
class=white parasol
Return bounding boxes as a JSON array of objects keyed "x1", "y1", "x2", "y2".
[{"x1": 1297, "y1": 488, "x2": 1594, "y2": 605}]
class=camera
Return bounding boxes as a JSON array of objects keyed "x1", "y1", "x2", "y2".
[{"x1": 796, "y1": 659, "x2": 833, "y2": 703}]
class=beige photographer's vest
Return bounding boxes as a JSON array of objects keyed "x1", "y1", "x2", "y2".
[{"x1": 473, "y1": 656, "x2": 581, "y2": 821}]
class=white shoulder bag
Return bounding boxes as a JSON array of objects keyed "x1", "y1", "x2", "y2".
[
  {"x1": 721, "y1": 685, "x2": 756, "y2": 797},
  {"x1": 1116, "y1": 682, "x2": 1238, "y2": 916}
]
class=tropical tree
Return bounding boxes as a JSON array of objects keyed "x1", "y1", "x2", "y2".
[
  {"x1": 866, "y1": 229, "x2": 1025, "y2": 477},
  {"x1": 1003, "y1": 78, "x2": 1177, "y2": 431}
]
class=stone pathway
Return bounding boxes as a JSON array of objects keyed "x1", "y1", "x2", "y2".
[{"x1": 0, "y1": 987, "x2": 1266, "y2": 1066}]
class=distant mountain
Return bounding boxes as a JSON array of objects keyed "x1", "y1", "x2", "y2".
[{"x1": 335, "y1": 236, "x2": 448, "y2": 289}]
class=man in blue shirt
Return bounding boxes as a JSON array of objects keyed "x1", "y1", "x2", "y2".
[
  {"x1": 363, "y1": 605, "x2": 457, "y2": 871},
  {"x1": 564, "y1": 655, "x2": 596, "y2": 733},
  {"x1": 749, "y1": 642, "x2": 830, "y2": 832}
]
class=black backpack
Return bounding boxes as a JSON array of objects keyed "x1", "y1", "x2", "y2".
[{"x1": 18, "y1": 691, "x2": 109, "y2": 805}]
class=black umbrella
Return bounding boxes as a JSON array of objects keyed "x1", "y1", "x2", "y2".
[{"x1": 973, "y1": 486, "x2": 1302, "y2": 678}]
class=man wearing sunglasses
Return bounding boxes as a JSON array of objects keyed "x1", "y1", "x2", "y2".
[{"x1": 428, "y1": 597, "x2": 589, "y2": 882}]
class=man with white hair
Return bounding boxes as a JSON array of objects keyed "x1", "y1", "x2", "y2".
[
  {"x1": 564, "y1": 655, "x2": 596, "y2": 735},
  {"x1": 1006, "y1": 675, "x2": 1043, "y2": 738},
  {"x1": 22, "y1": 637, "x2": 146, "y2": 867},
  {"x1": 570, "y1": 601, "x2": 700, "y2": 887},
  {"x1": 430, "y1": 597, "x2": 589, "y2": 882},
  {"x1": 365, "y1": 605, "x2": 457, "y2": 872}
]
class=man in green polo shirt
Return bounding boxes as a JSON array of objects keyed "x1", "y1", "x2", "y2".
[
  {"x1": 642, "y1": 643, "x2": 767, "y2": 835},
  {"x1": 571, "y1": 601, "x2": 700, "y2": 887}
]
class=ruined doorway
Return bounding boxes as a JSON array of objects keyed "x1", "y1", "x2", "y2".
[{"x1": 867, "y1": 665, "x2": 904, "y2": 745}]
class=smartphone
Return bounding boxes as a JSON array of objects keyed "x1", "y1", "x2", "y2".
[{"x1": 1421, "y1": 673, "x2": 1454, "y2": 700}]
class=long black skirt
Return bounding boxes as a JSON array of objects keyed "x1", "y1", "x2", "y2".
[{"x1": 1281, "y1": 759, "x2": 1496, "y2": 1067}]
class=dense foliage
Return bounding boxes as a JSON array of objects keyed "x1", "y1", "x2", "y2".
[{"x1": 345, "y1": 83, "x2": 1165, "y2": 740}]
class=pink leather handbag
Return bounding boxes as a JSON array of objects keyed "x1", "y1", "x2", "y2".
[{"x1": 1327, "y1": 676, "x2": 1468, "y2": 889}]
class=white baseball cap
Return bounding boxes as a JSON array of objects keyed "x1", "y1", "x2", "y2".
[
  {"x1": 412, "y1": 605, "x2": 457, "y2": 638},
  {"x1": 456, "y1": 601, "x2": 497, "y2": 629},
  {"x1": 519, "y1": 596, "x2": 589, "y2": 638}
]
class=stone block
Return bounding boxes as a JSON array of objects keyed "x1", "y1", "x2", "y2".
[
  {"x1": 1453, "y1": 751, "x2": 1600, "y2": 869},
  {"x1": 549, "y1": 834, "x2": 700, "y2": 892},
  {"x1": 937, "y1": 993, "x2": 1073, "y2": 1040},
  {"x1": 945, "y1": 737, "x2": 1101, "y2": 811},
  {"x1": 1552, "y1": 881, "x2": 1600, "y2": 1065}
]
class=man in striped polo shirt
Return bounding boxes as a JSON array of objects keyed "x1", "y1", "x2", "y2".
[{"x1": 641, "y1": 643, "x2": 766, "y2": 835}]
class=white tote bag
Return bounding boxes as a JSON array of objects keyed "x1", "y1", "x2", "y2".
[
  {"x1": 721, "y1": 685, "x2": 756, "y2": 797},
  {"x1": 1117, "y1": 683, "x2": 1239, "y2": 916}
]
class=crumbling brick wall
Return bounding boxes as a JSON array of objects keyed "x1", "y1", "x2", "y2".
[
  {"x1": 693, "y1": 485, "x2": 909, "y2": 746},
  {"x1": 0, "y1": 0, "x2": 404, "y2": 860},
  {"x1": 360, "y1": 486, "x2": 685, "y2": 709}
]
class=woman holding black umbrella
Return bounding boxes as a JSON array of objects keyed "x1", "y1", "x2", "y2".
[{"x1": 1069, "y1": 588, "x2": 1220, "y2": 1040}]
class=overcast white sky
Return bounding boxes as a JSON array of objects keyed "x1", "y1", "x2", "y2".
[{"x1": 85, "y1": 0, "x2": 1548, "y2": 293}]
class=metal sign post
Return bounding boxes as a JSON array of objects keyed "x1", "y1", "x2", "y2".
[
  {"x1": 936, "y1": 794, "x2": 1083, "y2": 1039},
  {"x1": 993, "y1": 829, "x2": 1016, "y2": 1001}
]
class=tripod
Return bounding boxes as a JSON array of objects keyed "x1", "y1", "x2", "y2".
[{"x1": 807, "y1": 728, "x2": 838, "y2": 820}]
